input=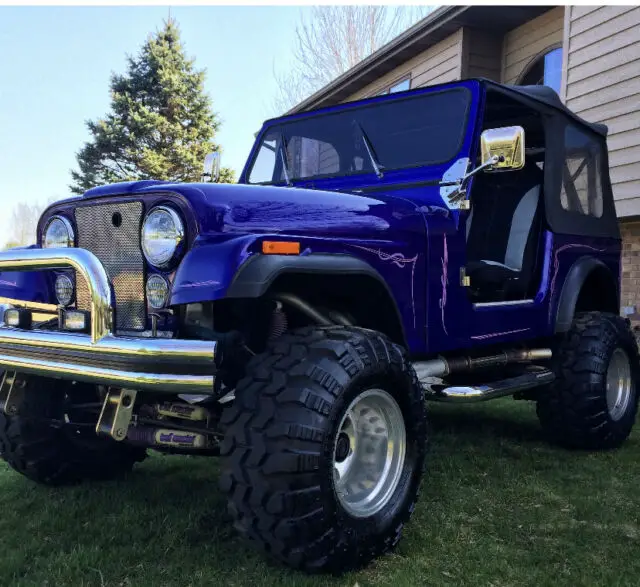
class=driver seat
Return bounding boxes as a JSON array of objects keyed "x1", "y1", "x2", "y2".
[{"x1": 465, "y1": 163, "x2": 543, "y2": 301}]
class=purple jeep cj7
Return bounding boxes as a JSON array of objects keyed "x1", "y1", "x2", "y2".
[{"x1": 0, "y1": 79, "x2": 637, "y2": 572}]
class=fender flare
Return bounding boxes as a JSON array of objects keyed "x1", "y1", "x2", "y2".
[
  {"x1": 227, "y1": 253, "x2": 392, "y2": 298},
  {"x1": 554, "y1": 256, "x2": 618, "y2": 333},
  {"x1": 226, "y1": 253, "x2": 406, "y2": 342}
]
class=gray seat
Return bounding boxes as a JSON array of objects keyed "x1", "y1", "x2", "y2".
[{"x1": 465, "y1": 165, "x2": 543, "y2": 299}]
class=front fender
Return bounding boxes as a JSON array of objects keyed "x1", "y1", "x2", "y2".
[{"x1": 170, "y1": 235, "x2": 256, "y2": 306}]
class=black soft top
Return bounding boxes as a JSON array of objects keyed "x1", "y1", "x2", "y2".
[{"x1": 481, "y1": 79, "x2": 608, "y2": 137}]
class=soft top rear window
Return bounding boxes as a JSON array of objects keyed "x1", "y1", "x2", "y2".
[{"x1": 247, "y1": 87, "x2": 471, "y2": 184}]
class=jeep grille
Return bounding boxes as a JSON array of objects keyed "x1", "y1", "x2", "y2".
[{"x1": 75, "y1": 201, "x2": 145, "y2": 331}]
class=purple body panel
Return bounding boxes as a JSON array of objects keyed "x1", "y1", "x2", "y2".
[
  {"x1": 0, "y1": 79, "x2": 623, "y2": 358},
  {"x1": 424, "y1": 215, "x2": 620, "y2": 353}
]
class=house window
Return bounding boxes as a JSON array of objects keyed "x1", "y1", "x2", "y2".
[
  {"x1": 378, "y1": 77, "x2": 411, "y2": 95},
  {"x1": 519, "y1": 47, "x2": 563, "y2": 95}
]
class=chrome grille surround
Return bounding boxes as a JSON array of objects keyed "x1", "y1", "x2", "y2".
[{"x1": 75, "y1": 202, "x2": 145, "y2": 331}]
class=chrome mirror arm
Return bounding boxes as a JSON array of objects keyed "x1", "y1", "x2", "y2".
[
  {"x1": 439, "y1": 155, "x2": 501, "y2": 205},
  {"x1": 459, "y1": 155, "x2": 501, "y2": 184}
]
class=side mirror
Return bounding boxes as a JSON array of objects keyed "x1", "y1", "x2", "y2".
[
  {"x1": 480, "y1": 126, "x2": 525, "y2": 171},
  {"x1": 202, "y1": 152, "x2": 221, "y2": 183}
]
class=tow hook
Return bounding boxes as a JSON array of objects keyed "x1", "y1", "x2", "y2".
[{"x1": 0, "y1": 371, "x2": 26, "y2": 416}]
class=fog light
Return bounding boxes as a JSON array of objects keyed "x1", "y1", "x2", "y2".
[
  {"x1": 62, "y1": 310, "x2": 89, "y2": 332},
  {"x1": 55, "y1": 274, "x2": 74, "y2": 306},
  {"x1": 4, "y1": 308, "x2": 32, "y2": 329},
  {"x1": 146, "y1": 274, "x2": 169, "y2": 309}
]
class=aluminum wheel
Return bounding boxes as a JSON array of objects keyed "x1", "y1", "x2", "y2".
[
  {"x1": 332, "y1": 388, "x2": 406, "y2": 518},
  {"x1": 606, "y1": 347, "x2": 633, "y2": 421}
]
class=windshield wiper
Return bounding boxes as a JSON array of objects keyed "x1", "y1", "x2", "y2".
[
  {"x1": 278, "y1": 132, "x2": 293, "y2": 186},
  {"x1": 354, "y1": 121, "x2": 384, "y2": 179}
]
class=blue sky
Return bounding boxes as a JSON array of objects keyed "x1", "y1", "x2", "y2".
[{"x1": 0, "y1": 5, "x2": 311, "y2": 240}]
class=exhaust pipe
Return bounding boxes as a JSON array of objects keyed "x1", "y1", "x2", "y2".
[{"x1": 413, "y1": 348, "x2": 552, "y2": 381}]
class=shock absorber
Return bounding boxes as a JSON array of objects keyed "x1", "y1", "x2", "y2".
[
  {"x1": 126, "y1": 426, "x2": 207, "y2": 449},
  {"x1": 153, "y1": 401, "x2": 209, "y2": 421}
]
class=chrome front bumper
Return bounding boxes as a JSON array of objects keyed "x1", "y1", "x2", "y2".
[{"x1": 0, "y1": 248, "x2": 216, "y2": 394}]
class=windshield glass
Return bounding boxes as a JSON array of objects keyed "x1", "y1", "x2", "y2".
[{"x1": 247, "y1": 87, "x2": 470, "y2": 184}]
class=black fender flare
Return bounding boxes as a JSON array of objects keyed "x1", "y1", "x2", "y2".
[
  {"x1": 226, "y1": 253, "x2": 406, "y2": 343},
  {"x1": 554, "y1": 256, "x2": 618, "y2": 333}
]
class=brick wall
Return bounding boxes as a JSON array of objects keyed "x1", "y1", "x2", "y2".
[{"x1": 620, "y1": 220, "x2": 640, "y2": 322}]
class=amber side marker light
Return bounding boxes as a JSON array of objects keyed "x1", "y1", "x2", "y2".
[{"x1": 262, "y1": 241, "x2": 300, "y2": 255}]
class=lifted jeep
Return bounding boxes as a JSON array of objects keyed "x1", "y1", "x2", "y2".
[{"x1": 0, "y1": 79, "x2": 636, "y2": 573}]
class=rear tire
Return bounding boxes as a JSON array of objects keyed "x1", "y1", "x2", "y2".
[
  {"x1": 219, "y1": 326, "x2": 427, "y2": 572},
  {"x1": 537, "y1": 312, "x2": 639, "y2": 449},
  {"x1": 0, "y1": 375, "x2": 146, "y2": 485}
]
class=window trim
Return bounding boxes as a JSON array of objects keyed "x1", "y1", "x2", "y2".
[{"x1": 516, "y1": 43, "x2": 563, "y2": 90}]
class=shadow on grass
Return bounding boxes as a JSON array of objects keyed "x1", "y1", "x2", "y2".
[
  {"x1": 116, "y1": 459, "x2": 237, "y2": 544},
  {"x1": 428, "y1": 400, "x2": 546, "y2": 445}
]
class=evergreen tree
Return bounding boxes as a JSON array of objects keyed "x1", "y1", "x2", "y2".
[{"x1": 70, "y1": 19, "x2": 234, "y2": 193}]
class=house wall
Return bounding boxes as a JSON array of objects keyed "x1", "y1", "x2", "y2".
[
  {"x1": 345, "y1": 28, "x2": 464, "y2": 100},
  {"x1": 501, "y1": 7, "x2": 565, "y2": 84},
  {"x1": 620, "y1": 221, "x2": 640, "y2": 323},
  {"x1": 563, "y1": 6, "x2": 640, "y2": 316},
  {"x1": 564, "y1": 6, "x2": 640, "y2": 219},
  {"x1": 463, "y1": 28, "x2": 502, "y2": 82},
  {"x1": 344, "y1": 8, "x2": 567, "y2": 100}
]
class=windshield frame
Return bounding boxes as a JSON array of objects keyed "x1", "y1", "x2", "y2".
[{"x1": 243, "y1": 85, "x2": 472, "y2": 186}]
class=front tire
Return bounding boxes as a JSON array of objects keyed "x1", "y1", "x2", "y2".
[
  {"x1": 0, "y1": 375, "x2": 146, "y2": 485},
  {"x1": 537, "y1": 311, "x2": 639, "y2": 449},
  {"x1": 219, "y1": 326, "x2": 427, "y2": 572}
]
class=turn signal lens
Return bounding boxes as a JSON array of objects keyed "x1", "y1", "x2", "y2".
[
  {"x1": 262, "y1": 241, "x2": 300, "y2": 255},
  {"x1": 62, "y1": 310, "x2": 89, "y2": 332},
  {"x1": 4, "y1": 308, "x2": 32, "y2": 329}
]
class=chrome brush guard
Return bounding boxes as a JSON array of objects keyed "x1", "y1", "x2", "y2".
[{"x1": 0, "y1": 248, "x2": 216, "y2": 394}]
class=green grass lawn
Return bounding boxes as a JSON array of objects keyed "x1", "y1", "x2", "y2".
[{"x1": 1, "y1": 400, "x2": 638, "y2": 587}]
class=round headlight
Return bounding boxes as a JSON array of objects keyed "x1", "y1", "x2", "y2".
[
  {"x1": 44, "y1": 216, "x2": 74, "y2": 248},
  {"x1": 55, "y1": 274, "x2": 74, "y2": 306},
  {"x1": 141, "y1": 207, "x2": 184, "y2": 268},
  {"x1": 146, "y1": 274, "x2": 169, "y2": 309}
]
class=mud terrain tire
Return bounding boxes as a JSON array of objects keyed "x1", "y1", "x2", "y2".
[
  {"x1": 0, "y1": 375, "x2": 146, "y2": 485},
  {"x1": 220, "y1": 326, "x2": 427, "y2": 573},
  {"x1": 537, "y1": 311, "x2": 639, "y2": 449}
]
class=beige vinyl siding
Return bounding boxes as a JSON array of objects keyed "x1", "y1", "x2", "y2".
[
  {"x1": 501, "y1": 7, "x2": 564, "y2": 84},
  {"x1": 564, "y1": 5, "x2": 640, "y2": 218},
  {"x1": 346, "y1": 28, "x2": 464, "y2": 101},
  {"x1": 463, "y1": 28, "x2": 502, "y2": 81}
]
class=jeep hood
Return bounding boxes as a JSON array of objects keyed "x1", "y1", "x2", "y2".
[{"x1": 78, "y1": 180, "x2": 427, "y2": 241}]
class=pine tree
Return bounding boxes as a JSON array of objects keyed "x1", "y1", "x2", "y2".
[{"x1": 70, "y1": 19, "x2": 234, "y2": 193}]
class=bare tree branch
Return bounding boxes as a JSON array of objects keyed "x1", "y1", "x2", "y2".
[
  {"x1": 273, "y1": 6, "x2": 434, "y2": 114},
  {"x1": 5, "y1": 198, "x2": 56, "y2": 249}
]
